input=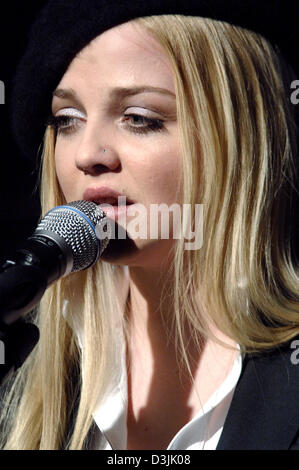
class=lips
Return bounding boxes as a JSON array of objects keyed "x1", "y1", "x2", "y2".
[{"x1": 83, "y1": 186, "x2": 135, "y2": 206}]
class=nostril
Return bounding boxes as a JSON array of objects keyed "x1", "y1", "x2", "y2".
[
  {"x1": 92, "y1": 164, "x2": 112, "y2": 174},
  {"x1": 79, "y1": 163, "x2": 116, "y2": 175}
]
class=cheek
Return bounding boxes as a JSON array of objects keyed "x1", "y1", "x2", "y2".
[{"x1": 130, "y1": 145, "x2": 182, "y2": 204}]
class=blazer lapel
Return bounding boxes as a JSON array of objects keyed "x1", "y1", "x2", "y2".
[{"x1": 217, "y1": 337, "x2": 299, "y2": 450}]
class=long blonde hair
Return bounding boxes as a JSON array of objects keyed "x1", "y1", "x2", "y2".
[{"x1": 1, "y1": 15, "x2": 298, "y2": 449}]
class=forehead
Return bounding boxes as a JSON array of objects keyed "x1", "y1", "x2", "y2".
[{"x1": 58, "y1": 21, "x2": 175, "y2": 94}]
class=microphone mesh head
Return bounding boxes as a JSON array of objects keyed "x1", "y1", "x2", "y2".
[{"x1": 34, "y1": 201, "x2": 110, "y2": 272}]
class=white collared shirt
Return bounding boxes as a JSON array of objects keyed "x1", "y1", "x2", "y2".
[
  {"x1": 90, "y1": 339, "x2": 242, "y2": 450},
  {"x1": 63, "y1": 299, "x2": 242, "y2": 450}
]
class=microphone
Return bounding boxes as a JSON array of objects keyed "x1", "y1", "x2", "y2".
[
  {"x1": 0, "y1": 201, "x2": 110, "y2": 384},
  {"x1": 0, "y1": 200, "x2": 110, "y2": 327}
]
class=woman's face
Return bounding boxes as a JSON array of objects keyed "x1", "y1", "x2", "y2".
[{"x1": 52, "y1": 21, "x2": 182, "y2": 268}]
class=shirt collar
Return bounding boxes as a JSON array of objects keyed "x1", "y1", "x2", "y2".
[{"x1": 91, "y1": 330, "x2": 242, "y2": 450}]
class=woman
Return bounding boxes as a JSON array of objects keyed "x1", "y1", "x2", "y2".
[{"x1": 1, "y1": 1, "x2": 299, "y2": 450}]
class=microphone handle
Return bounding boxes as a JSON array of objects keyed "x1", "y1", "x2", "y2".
[
  {"x1": 0, "y1": 262, "x2": 47, "y2": 328},
  {"x1": 0, "y1": 234, "x2": 71, "y2": 327}
]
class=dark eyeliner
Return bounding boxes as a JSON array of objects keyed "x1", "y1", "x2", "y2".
[
  {"x1": 46, "y1": 115, "x2": 77, "y2": 135},
  {"x1": 46, "y1": 112, "x2": 166, "y2": 136},
  {"x1": 122, "y1": 114, "x2": 165, "y2": 135}
]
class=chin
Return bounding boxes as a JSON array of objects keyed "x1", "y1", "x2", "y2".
[{"x1": 101, "y1": 234, "x2": 176, "y2": 270}]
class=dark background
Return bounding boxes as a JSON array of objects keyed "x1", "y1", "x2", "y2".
[{"x1": 0, "y1": 2, "x2": 47, "y2": 262}]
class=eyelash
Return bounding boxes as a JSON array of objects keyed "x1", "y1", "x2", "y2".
[{"x1": 47, "y1": 114, "x2": 165, "y2": 136}]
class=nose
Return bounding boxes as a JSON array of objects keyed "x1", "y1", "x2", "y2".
[{"x1": 75, "y1": 122, "x2": 121, "y2": 175}]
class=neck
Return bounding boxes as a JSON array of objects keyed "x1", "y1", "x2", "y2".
[
  {"x1": 125, "y1": 264, "x2": 237, "y2": 369},
  {"x1": 127, "y1": 265, "x2": 177, "y2": 344},
  {"x1": 126, "y1": 264, "x2": 205, "y2": 375}
]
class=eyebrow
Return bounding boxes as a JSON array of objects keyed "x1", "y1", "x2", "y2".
[{"x1": 52, "y1": 86, "x2": 176, "y2": 101}]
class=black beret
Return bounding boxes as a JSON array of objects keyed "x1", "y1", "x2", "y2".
[{"x1": 11, "y1": 0, "x2": 299, "y2": 164}]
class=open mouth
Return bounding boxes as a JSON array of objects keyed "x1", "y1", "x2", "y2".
[
  {"x1": 91, "y1": 197, "x2": 135, "y2": 206},
  {"x1": 83, "y1": 187, "x2": 135, "y2": 217}
]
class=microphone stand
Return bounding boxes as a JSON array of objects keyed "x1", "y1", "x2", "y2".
[
  {"x1": 0, "y1": 318, "x2": 39, "y2": 386},
  {"x1": 0, "y1": 258, "x2": 43, "y2": 386}
]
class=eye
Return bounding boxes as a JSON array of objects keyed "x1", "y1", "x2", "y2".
[
  {"x1": 46, "y1": 108, "x2": 166, "y2": 137},
  {"x1": 47, "y1": 108, "x2": 85, "y2": 136},
  {"x1": 47, "y1": 115, "x2": 79, "y2": 135},
  {"x1": 121, "y1": 113, "x2": 165, "y2": 135}
]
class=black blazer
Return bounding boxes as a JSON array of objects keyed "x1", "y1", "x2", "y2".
[
  {"x1": 217, "y1": 336, "x2": 299, "y2": 450},
  {"x1": 43, "y1": 334, "x2": 299, "y2": 450}
]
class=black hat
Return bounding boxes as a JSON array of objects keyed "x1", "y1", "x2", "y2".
[{"x1": 11, "y1": 0, "x2": 299, "y2": 164}]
